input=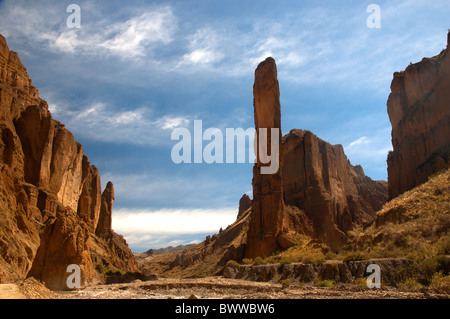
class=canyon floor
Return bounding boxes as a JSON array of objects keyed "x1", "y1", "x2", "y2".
[{"x1": 2, "y1": 276, "x2": 447, "y2": 299}]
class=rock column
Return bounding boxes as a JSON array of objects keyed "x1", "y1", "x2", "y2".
[{"x1": 246, "y1": 57, "x2": 285, "y2": 258}]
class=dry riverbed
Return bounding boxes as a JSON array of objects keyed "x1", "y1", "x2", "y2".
[
  {"x1": 1, "y1": 276, "x2": 448, "y2": 299},
  {"x1": 56, "y1": 277, "x2": 448, "y2": 299}
]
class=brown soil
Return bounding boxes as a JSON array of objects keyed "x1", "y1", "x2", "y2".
[{"x1": 0, "y1": 277, "x2": 61, "y2": 299}]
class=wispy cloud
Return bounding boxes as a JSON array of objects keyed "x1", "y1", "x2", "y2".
[
  {"x1": 344, "y1": 127, "x2": 392, "y2": 180},
  {"x1": 101, "y1": 169, "x2": 249, "y2": 210},
  {"x1": 178, "y1": 27, "x2": 224, "y2": 66},
  {"x1": 98, "y1": 8, "x2": 176, "y2": 58},
  {"x1": 2, "y1": 0, "x2": 448, "y2": 89},
  {"x1": 0, "y1": 2, "x2": 177, "y2": 60},
  {"x1": 51, "y1": 101, "x2": 190, "y2": 146}
]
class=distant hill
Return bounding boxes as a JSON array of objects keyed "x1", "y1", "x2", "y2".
[{"x1": 145, "y1": 244, "x2": 194, "y2": 255}]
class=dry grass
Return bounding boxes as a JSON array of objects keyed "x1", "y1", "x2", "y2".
[
  {"x1": 138, "y1": 169, "x2": 449, "y2": 289},
  {"x1": 342, "y1": 168, "x2": 450, "y2": 261}
]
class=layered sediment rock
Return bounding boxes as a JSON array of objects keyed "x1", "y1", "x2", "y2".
[
  {"x1": 0, "y1": 33, "x2": 137, "y2": 288},
  {"x1": 246, "y1": 57, "x2": 286, "y2": 258},
  {"x1": 387, "y1": 31, "x2": 450, "y2": 199}
]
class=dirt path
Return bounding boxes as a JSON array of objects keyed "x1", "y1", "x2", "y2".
[{"x1": 57, "y1": 277, "x2": 448, "y2": 299}]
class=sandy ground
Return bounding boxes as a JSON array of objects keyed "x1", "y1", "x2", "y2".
[{"x1": 0, "y1": 284, "x2": 27, "y2": 299}]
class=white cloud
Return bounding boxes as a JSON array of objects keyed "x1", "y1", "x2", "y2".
[
  {"x1": 111, "y1": 207, "x2": 237, "y2": 251},
  {"x1": 347, "y1": 136, "x2": 369, "y2": 148},
  {"x1": 0, "y1": 3, "x2": 177, "y2": 60},
  {"x1": 343, "y1": 128, "x2": 392, "y2": 180},
  {"x1": 99, "y1": 8, "x2": 176, "y2": 58},
  {"x1": 112, "y1": 207, "x2": 236, "y2": 235},
  {"x1": 3, "y1": 0, "x2": 447, "y2": 88},
  {"x1": 155, "y1": 115, "x2": 190, "y2": 130},
  {"x1": 178, "y1": 27, "x2": 224, "y2": 66},
  {"x1": 182, "y1": 49, "x2": 218, "y2": 65},
  {"x1": 52, "y1": 101, "x2": 191, "y2": 146}
]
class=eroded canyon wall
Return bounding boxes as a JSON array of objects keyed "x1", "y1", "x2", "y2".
[{"x1": 0, "y1": 34, "x2": 137, "y2": 289}]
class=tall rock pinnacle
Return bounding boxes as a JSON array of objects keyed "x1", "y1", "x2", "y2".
[
  {"x1": 246, "y1": 57, "x2": 286, "y2": 258},
  {"x1": 96, "y1": 181, "x2": 114, "y2": 236}
]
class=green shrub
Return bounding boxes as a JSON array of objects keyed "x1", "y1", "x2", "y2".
[
  {"x1": 343, "y1": 251, "x2": 367, "y2": 262},
  {"x1": 397, "y1": 277, "x2": 423, "y2": 291},
  {"x1": 241, "y1": 258, "x2": 253, "y2": 265},
  {"x1": 253, "y1": 257, "x2": 266, "y2": 265},
  {"x1": 430, "y1": 271, "x2": 450, "y2": 292},
  {"x1": 225, "y1": 260, "x2": 240, "y2": 268},
  {"x1": 315, "y1": 279, "x2": 335, "y2": 288},
  {"x1": 325, "y1": 251, "x2": 338, "y2": 260},
  {"x1": 279, "y1": 279, "x2": 290, "y2": 286},
  {"x1": 353, "y1": 277, "x2": 367, "y2": 288},
  {"x1": 280, "y1": 257, "x2": 293, "y2": 265},
  {"x1": 94, "y1": 262, "x2": 127, "y2": 276},
  {"x1": 94, "y1": 262, "x2": 107, "y2": 274},
  {"x1": 414, "y1": 258, "x2": 439, "y2": 284}
]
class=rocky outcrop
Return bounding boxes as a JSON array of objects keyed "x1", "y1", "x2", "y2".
[
  {"x1": 246, "y1": 57, "x2": 286, "y2": 259},
  {"x1": 282, "y1": 129, "x2": 387, "y2": 251},
  {"x1": 0, "y1": 33, "x2": 137, "y2": 288},
  {"x1": 96, "y1": 181, "x2": 114, "y2": 236},
  {"x1": 245, "y1": 58, "x2": 387, "y2": 257},
  {"x1": 27, "y1": 206, "x2": 94, "y2": 290},
  {"x1": 387, "y1": 31, "x2": 450, "y2": 199},
  {"x1": 223, "y1": 258, "x2": 447, "y2": 286},
  {"x1": 237, "y1": 194, "x2": 251, "y2": 220},
  {"x1": 77, "y1": 156, "x2": 102, "y2": 232}
]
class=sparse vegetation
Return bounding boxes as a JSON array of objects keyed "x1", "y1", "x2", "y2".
[
  {"x1": 225, "y1": 260, "x2": 240, "y2": 268},
  {"x1": 337, "y1": 168, "x2": 450, "y2": 263},
  {"x1": 241, "y1": 258, "x2": 253, "y2": 265},
  {"x1": 353, "y1": 277, "x2": 367, "y2": 288},
  {"x1": 94, "y1": 262, "x2": 126, "y2": 276},
  {"x1": 430, "y1": 271, "x2": 450, "y2": 292},
  {"x1": 314, "y1": 278, "x2": 335, "y2": 288},
  {"x1": 343, "y1": 251, "x2": 368, "y2": 262},
  {"x1": 398, "y1": 277, "x2": 424, "y2": 291},
  {"x1": 279, "y1": 279, "x2": 290, "y2": 286},
  {"x1": 139, "y1": 169, "x2": 449, "y2": 292},
  {"x1": 252, "y1": 257, "x2": 266, "y2": 265}
]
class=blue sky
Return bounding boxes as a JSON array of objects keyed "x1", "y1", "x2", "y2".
[{"x1": 1, "y1": 0, "x2": 448, "y2": 252}]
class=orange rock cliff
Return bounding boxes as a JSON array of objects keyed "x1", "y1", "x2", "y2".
[{"x1": 0, "y1": 34, "x2": 137, "y2": 289}]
